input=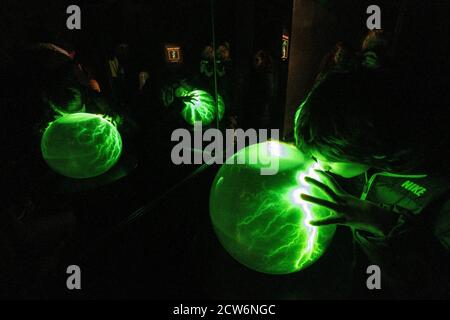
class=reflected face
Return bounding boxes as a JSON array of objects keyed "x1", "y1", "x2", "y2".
[
  {"x1": 203, "y1": 46, "x2": 214, "y2": 60},
  {"x1": 311, "y1": 152, "x2": 370, "y2": 178},
  {"x1": 217, "y1": 46, "x2": 230, "y2": 60},
  {"x1": 253, "y1": 55, "x2": 263, "y2": 68}
]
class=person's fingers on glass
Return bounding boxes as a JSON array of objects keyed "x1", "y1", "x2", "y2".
[
  {"x1": 303, "y1": 176, "x2": 342, "y2": 203},
  {"x1": 299, "y1": 170, "x2": 359, "y2": 226},
  {"x1": 313, "y1": 169, "x2": 346, "y2": 195},
  {"x1": 309, "y1": 215, "x2": 347, "y2": 226},
  {"x1": 300, "y1": 193, "x2": 340, "y2": 212}
]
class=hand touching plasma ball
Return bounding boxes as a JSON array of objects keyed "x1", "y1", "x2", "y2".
[
  {"x1": 301, "y1": 170, "x2": 397, "y2": 237},
  {"x1": 210, "y1": 142, "x2": 337, "y2": 274}
]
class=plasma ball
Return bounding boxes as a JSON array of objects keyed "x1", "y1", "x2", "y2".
[
  {"x1": 41, "y1": 113, "x2": 123, "y2": 179},
  {"x1": 210, "y1": 141, "x2": 336, "y2": 274},
  {"x1": 180, "y1": 90, "x2": 225, "y2": 126}
]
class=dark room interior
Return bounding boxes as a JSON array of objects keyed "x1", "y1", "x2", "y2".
[{"x1": 1, "y1": 0, "x2": 449, "y2": 304}]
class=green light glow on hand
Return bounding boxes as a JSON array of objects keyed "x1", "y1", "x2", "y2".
[
  {"x1": 210, "y1": 141, "x2": 336, "y2": 274},
  {"x1": 180, "y1": 90, "x2": 225, "y2": 126},
  {"x1": 41, "y1": 113, "x2": 122, "y2": 179}
]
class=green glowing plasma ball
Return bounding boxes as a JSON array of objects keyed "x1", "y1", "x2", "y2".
[
  {"x1": 41, "y1": 113, "x2": 122, "y2": 179},
  {"x1": 210, "y1": 141, "x2": 336, "y2": 274},
  {"x1": 180, "y1": 90, "x2": 225, "y2": 126}
]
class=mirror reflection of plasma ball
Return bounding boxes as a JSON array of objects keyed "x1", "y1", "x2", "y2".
[
  {"x1": 180, "y1": 90, "x2": 225, "y2": 126},
  {"x1": 41, "y1": 113, "x2": 122, "y2": 179},
  {"x1": 210, "y1": 141, "x2": 336, "y2": 274}
]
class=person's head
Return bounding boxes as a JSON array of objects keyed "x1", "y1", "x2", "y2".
[
  {"x1": 201, "y1": 45, "x2": 214, "y2": 61},
  {"x1": 295, "y1": 71, "x2": 433, "y2": 178},
  {"x1": 43, "y1": 84, "x2": 84, "y2": 116},
  {"x1": 139, "y1": 71, "x2": 149, "y2": 90},
  {"x1": 216, "y1": 42, "x2": 230, "y2": 61},
  {"x1": 333, "y1": 42, "x2": 352, "y2": 65},
  {"x1": 253, "y1": 49, "x2": 273, "y2": 71}
]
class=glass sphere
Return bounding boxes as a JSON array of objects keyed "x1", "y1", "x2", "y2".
[
  {"x1": 41, "y1": 113, "x2": 122, "y2": 179},
  {"x1": 180, "y1": 90, "x2": 225, "y2": 125},
  {"x1": 210, "y1": 141, "x2": 336, "y2": 274}
]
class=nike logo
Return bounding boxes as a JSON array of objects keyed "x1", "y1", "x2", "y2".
[{"x1": 401, "y1": 180, "x2": 427, "y2": 197}]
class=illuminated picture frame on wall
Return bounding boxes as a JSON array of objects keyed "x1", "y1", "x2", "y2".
[
  {"x1": 165, "y1": 44, "x2": 183, "y2": 63},
  {"x1": 281, "y1": 34, "x2": 289, "y2": 61}
]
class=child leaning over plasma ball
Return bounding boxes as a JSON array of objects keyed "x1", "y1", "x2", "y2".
[{"x1": 294, "y1": 70, "x2": 450, "y2": 298}]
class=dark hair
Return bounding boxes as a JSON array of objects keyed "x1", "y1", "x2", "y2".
[
  {"x1": 42, "y1": 83, "x2": 84, "y2": 116},
  {"x1": 253, "y1": 49, "x2": 273, "y2": 72},
  {"x1": 294, "y1": 71, "x2": 446, "y2": 174}
]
